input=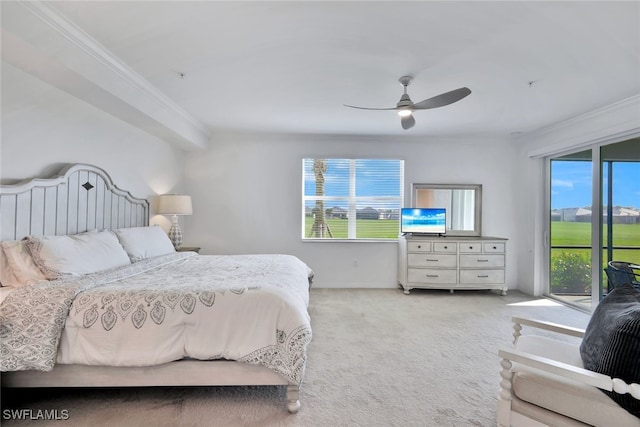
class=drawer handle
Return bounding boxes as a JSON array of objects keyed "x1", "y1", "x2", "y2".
[
  {"x1": 477, "y1": 259, "x2": 489, "y2": 263},
  {"x1": 417, "y1": 245, "x2": 422, "y2": 249},
  {"x1": 443, "y1": 246, "x2": 448, "y2": 249},
  {"x1": 492, "y1": 246, "x2": 497, "y2": 250},
  {"x1": 477, "y1": 275, "x2": 489, "y2": 278},
  {"x1": 425, "y1": 274, "x2": 439, "y2": 278},
  {"x1": 469, "y1": 246, "x2": 474, "y2": 249},
  {"x1": 425, "y1": 258, "x2": 438, "y2": 262}
]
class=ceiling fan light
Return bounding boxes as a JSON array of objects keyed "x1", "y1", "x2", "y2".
[{"x1": 398, "y1": 109, "x2": 412, "y2": 117}]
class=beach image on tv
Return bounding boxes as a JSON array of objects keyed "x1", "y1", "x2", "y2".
[{"x1": 401, "y1": 208, "x2": 446, "y2": 234}]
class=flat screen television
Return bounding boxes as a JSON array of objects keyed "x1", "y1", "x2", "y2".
[{"x1": 401, "y1": 208, "x2": 446, "y2": 235}]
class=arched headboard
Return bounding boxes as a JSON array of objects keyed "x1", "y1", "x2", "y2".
[{"x1": 0, "y1": 164, "x2": 149, "y2": 241}]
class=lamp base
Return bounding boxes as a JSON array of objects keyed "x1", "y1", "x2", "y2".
[{"x1": 168, "y1": 221, "x2": 183, "y2": 250}]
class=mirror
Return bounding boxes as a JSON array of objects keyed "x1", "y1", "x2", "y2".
[{"x1": 412, "y1": 183, "x2": 482, "y2": 236}]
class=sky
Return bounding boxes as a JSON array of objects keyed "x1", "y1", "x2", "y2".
[
  {"x1": 551, "y1": 160, "x2": 640, "y2": 209},
  {"x1": 303, "y1": 158, "x2": 640, "y2": 211},
  {"x1": 303, "y1": 159, "x2": 402, "y2": 210}
]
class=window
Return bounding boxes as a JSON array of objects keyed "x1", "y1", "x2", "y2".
[{"x1": 302, "y1": 158, "x2": 404, "y2": 240}]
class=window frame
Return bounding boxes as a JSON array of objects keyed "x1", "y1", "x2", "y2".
[{"x1": 302, "y1": 158, "x2": 404, "y2": 242}]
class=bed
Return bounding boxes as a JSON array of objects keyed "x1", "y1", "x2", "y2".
[{"x1": 0, "y1": 163, "x2": 312, "y2": 413}]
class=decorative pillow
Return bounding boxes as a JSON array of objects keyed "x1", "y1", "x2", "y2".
[
  {"x1": 0, "y1": 240, "x2": 47, "y2": 286},
  {"x1": 25, "y1": 230, "x2": 131, "y2": 280},
  {"x1": 113, "y1": 226, "x2": 175, "y2": 262},
  {"x1": 0, "y1": 245, "x2": 19, "y2": 287},
  {"x1": 580, "y1": 284, "x2": 640, "y2": 416}
]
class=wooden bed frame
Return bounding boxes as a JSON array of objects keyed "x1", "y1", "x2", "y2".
[{"x1": 0, "y1": 163, "x2": 302, "y2": 413}]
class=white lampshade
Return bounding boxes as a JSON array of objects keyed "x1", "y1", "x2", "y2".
[
  {"x1": 157, "y1": 194, "x2": 193, "y2": 216},
  {"x1": 157, "y1": 194, "x2": 192, "y2": 250}
]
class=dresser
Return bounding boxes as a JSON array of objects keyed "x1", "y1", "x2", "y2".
[{"x1": 398, "y1": 235, "x2": 507, "y2": 295}]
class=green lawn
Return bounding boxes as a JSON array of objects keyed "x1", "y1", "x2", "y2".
[
  {"x1": 550, "y1": 222, "x2": 592, "y2": 246},
  {"x1": 551, "y1": 221, "x2": 640, "y2": 265},
  {"x1": 302, "y1": 218, "x2": 640, "y2": 250},
  {"x1": 551, "y1": 221, "x2": 640, "y2": 247},
  {"x1": 304, "y1": 218, "x2": 399, "y2": 239},
  {"x1": 550, "y1": 221, "x2": 640, "y2": 294}
]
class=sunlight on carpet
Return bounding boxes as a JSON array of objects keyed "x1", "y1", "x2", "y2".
[{"x1": 508, "y1": 298, "x2": 564, "y2": 307}]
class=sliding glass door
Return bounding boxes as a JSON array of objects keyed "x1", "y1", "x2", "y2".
[
  {"x1": 601, "y1": 141, "x2": 640, "y2": 293},
  {"x1": 547, "y1": 138, "x2": 640, "y2": 310},
  {"x1": 549, "y1": 151, "x2": 593, "y2": 308}
]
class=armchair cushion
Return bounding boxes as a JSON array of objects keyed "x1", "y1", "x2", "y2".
[
  {"x1": 514, "y1": 335, "x2": 639, "y2": 426},
  {"x1": 580, "y1": 284, "x2": 640, "y2": 417},
  {"x1": 513, "y1": 367, "x2": 632, "y2": 426}
]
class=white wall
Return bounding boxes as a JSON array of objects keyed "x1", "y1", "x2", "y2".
[
  {"x1": 1, "y1": 62, "x2": 187, "y2": 229},
  {"x1": 184, "y1": 132, "x2": 519, "y2": 289}
]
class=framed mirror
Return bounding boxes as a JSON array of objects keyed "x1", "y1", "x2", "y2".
[{"x1": 412, "y1": 183, "x2": 482, "y2": 236}]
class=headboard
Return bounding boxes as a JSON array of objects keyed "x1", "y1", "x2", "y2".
[{"x1": 0, "y1": 164, "x2": 149, "y2": 241}]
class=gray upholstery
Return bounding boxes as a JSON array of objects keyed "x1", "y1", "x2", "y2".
[{"x1": 580, "y1": 284, "x2": 640, "y2": 416}]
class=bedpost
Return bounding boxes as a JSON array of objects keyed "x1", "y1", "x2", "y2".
[{"x1": 286, "y1": 384, "x2": 301, "y2": 413}]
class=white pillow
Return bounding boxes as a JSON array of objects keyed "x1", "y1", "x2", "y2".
[
  {"x1": 114, "y1": 226, "x2": 175, "y2": 262},
  {"x1": 25, "y1": 230, "x2": 131, "y2": 280},
  {"x1": 1, "y1": 240, "x2": 47, "y2": 287}
]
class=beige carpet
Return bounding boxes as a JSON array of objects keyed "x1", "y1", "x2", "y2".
[{"x1": 1, "y1": 288, "x2": 590, "y2": 427}]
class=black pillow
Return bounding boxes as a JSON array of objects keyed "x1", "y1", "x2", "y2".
[{"x1": 580, "y1": 284, "x2": 640, "y2": 416}]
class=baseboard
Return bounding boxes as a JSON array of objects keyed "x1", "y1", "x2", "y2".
[{"x1": 311, "y1": 282, "x2": 398, "y2": 289}]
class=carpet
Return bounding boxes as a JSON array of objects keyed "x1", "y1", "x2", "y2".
[{"x1": 1, "y1": 288, "x2": 590, "y2": 427}]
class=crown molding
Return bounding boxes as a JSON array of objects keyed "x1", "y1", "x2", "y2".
[
  {"x1": 523, "y1": 93, "x2": 640, "y2": 158},
  {"x1": 529, "y1": 94, "x2": 640, "y2": 138},
  {"x1": 13, "y1": 0, "x2": 210, "y2": 150}
]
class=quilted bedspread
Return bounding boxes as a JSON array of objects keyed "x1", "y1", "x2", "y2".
[{"x1": 0, "y1": 253, "x2": 312, "y2": 385}]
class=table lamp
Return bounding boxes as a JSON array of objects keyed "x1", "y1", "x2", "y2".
[{"x1": 157, "y1": 194, "x2": 193, "y2": 250}]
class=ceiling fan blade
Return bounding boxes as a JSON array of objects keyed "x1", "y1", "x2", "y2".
[
  {"x1": 343, "y1": 104, "x2": 397, "y2": 111},
  {"x1": 412, "y1": 87, "x2": 471, "y2": 110},
  {"x1": 401, "y1": 114, "x2": 415, "y2": 130}
]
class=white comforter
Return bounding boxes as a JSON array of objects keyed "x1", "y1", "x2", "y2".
[{"x1": 1, "y1": 253, "x2": 312, "y2": 385}]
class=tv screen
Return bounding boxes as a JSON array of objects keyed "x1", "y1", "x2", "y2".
[{"x1": 401, "y1": 208, "x2": 446, "y2": 235}]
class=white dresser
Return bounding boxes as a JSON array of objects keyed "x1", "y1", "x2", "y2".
[{"x1": 398, "y1": 235, "x2": 508, "y2": 295}]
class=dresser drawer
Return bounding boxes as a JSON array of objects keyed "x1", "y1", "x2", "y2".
[
  {"x1": 408, "y1": 253, "x2": 457, "y2": 268},
  {"x1": 483, "y1": 242, "x2": 505, "y2": 253},
  {"x1": 459, "y1": 243, "x2": 482, "y2": 253},
  {"x1": 407, "y1": 241, "x2": 432, "y2": 252},
  {"x1": 433, "y1": 242, "x2": 457, "y2": 253},
  {"x1": 459, "y1": 269, "x2": 505, "y2": 284},
  {"x1": 408, "y1": 268, "x2": 457, "y2": 284},
  {"x1": 459, "y1": 254, "x2": 505, "y2": 268}
]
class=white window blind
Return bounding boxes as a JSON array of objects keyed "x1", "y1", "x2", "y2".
[{"x1": 302, "y1": 158, "x2": 404, "y2": 240}]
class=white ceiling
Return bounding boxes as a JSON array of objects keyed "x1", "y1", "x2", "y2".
[{"x1": 3, "y1": 1, "x2": 640, "y2": 143}]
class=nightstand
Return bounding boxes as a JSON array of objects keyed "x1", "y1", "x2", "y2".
[{"x1": 177, "y1": 246, "x2": 201, "y2": 253}]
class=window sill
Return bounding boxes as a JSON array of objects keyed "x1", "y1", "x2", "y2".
[{"x1": 302, "y1": 238, "x2": 399, "y2": 243}]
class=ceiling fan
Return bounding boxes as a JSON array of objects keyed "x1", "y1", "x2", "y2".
[{"x1": 344, "y1": 76, "x2": 471, "y2": 130}]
